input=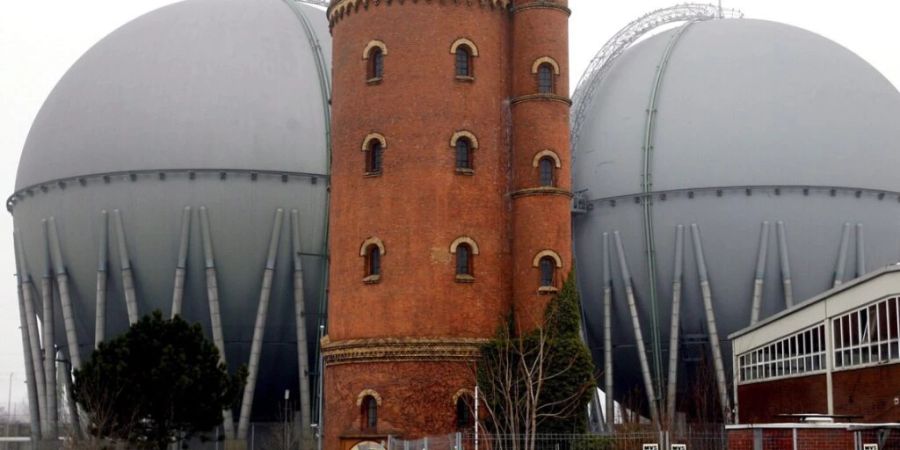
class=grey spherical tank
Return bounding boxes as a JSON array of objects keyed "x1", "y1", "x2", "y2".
[
  {"x1": 572, "y1": 18, "x2": 900, "y2": 419},
  {"x1": 9, "y1": 0, "x2": 331, "y2": 427}
]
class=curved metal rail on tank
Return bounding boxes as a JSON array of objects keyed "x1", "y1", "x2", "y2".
[{"x1": 570, "y1": 3, "x2": 743, "y2": 148}]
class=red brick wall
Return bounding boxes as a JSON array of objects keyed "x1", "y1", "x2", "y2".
[
  {"x1": 328, "y1": 2, "x2": 512, "y2": 343},
  {"x1": 325, "y1": 360, "x2": 472, "y2": 450},
  {"x1": 727, "y1": 429, "x2": 754, "y2": 450},
  {"x1": 509, "y1": 0, "x2": 572, "y2": 329},
  {"x1": 737, "y1": 374, "x2": 828, "y2": 423},
  {"x1": 832, "y1": 363, "x2": 900, "y2": 422}
]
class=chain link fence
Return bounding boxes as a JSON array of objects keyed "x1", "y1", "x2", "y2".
[{"x1": 386, "y1": 430, "x2": 728, "y2": 450}]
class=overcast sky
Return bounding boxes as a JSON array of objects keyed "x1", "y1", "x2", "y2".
[{"x1": 0, "y1": 0, "x2": 898, "y2": 411}]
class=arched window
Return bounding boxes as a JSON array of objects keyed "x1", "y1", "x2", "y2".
[
  {"x1": 456, "y1": 45, "x2": 473, "y2": 77},
  {"x1": 537, "y1": 63, "x2": 554, "y2": 94},
  {"x1": 539, "y1": 256, "x2": 556, "y2": 287},
  {"x1": 367, "y1": 140, "x2": 383, "y2": 174},
  {"x1": 456, "y1": 244, "x2": 473, "y2": 276},
  {"x1": 366, "y1": 245, "x2": 381, "y2": 278},
  {"x1": 539, "y1": 157, "x2": 555, "y2": 186},
  {"x1": 369, "y1": 47, "x2": 384, "y2": 81},
  {"x1": 456, "y1": 395, "x2": 474, "y2": 429},
  {"x1": 360, "y1": 395, "x2": 378, "y2": 432},
  {"x1": 456, "y1": 138, "x2": 473, "y2": 170}
]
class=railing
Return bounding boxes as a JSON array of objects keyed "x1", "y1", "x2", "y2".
[{"x1": 387, "y1": 430, "x2": 728, "y2": 450}]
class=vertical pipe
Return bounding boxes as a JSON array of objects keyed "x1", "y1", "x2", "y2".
[
  {"x1": 237, "y1": 209, "x2": 285, "y2": 440},
  {"x1": 665, "y1": 225, "x2": 684, "y2": 426},
  {"x1": 171, "y1": 206, "x2": 191, "y2": 318},
  {"x1": 199, "y1": 206, "x2": 235, "y2": 439},
  {"x1": 833, "y1": 223, "x2": 851, "y2": 288},
  {"x1": 612, "y1": 231, "x2": 660, "y2": 424},
  {"x1": 15, "y1": 231, "x2": 47, "y2": 432},
  {"x1": 41, "y1": 220, "x2": 59, "y2": 439},
  {"x1": 14, "y1": 231, "x2": 42, "y2": 441},
  {"x1": 690, "y1": 224, "x2": 732, "y2": 423},
  {"x1": 602, "y1": 232, "x2": 614, "y2": 430},
  {"x1": 776, "y1": 221, "x2": 793, "y2": 309},
  {"x1": 113, "y1": 209, "x2": 139, "y2": 324},
  {"x1": 750, "y1": 222, "x2": 770, "y2": 325},
  {"x1": 95, "y1": 211, "x2": 109, "y2": 348},
  {"x1": 856, "y1": 223, "x2": 866, "y2": 278},
  {"x1": 48, "y1": 217, "x2": 81, "y2": 369},
  {"x1": 291, "y1": 210, "x2": 312, "y2": 442}
]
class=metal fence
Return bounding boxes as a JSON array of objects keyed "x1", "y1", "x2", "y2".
[{"x1": 386, "y1": 430, "x2": 728, "y2": 450}]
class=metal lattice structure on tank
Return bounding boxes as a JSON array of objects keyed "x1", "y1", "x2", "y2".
[
  {"x1": 570, "y1": 3, "x2": 743, "y2": 148},
  {"x1": 296, "y1": 0, "x2": 330, "y2": 7}
]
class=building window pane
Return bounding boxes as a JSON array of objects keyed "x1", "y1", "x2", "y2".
[
  {"x1": 538, "y1": 64, "x2": 554, "y2": 94},
  {"x1": 456, "y1": 244, "x2": 472, "y2": 276},
  {"x1": 367, "y1": 141, "x2": 383, "y2": 173},
  {"x1": 456, "y1": 138, "x2": 472, "y2": 170},
  {"x1": 539, "y1": 256, "x2": 555, "y2": 286},
  {"x1": 456, "y1": 46, "x2": 472, "y2": 77},
  {"x1": 370, "y1": 48, "x2": 384, "y2": 80}
]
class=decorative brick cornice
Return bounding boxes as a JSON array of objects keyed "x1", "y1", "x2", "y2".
[
  {"x1": 510, "y1": 1, "x2": 571, "y2": 16},
  {"x1": 511, "y1": 93, "x2": 573, "y2": 106},
  {"x1": 511, "y1": 187, "x2": 573, "y2": 199},
  {"x1": 328, "y1": 0, "x2": 512, "y2": 27},
  {"x1": 321, "y1": 336, "x2": 487, "y2": 365}
]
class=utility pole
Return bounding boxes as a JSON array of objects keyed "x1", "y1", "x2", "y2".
[{"x1": 6, "y1": 372, "x2": 12, "y2": 448}]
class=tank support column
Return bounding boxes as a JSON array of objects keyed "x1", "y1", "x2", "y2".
[
  {"x1": 750, "y1": 222, "x2": 769, "y2": 325},
  {"x1": 665, "y1": 225, "x2": 684, "y2": 426},
  {"x1": 14, "y1": 231, "x2": 42, "y2": 442},
  {"x1": 291, "y1": 210, "x2": 313, "y2": 446},
  {"x1": 601, "y1": 233, "x2": 614, "y2": 430},
  {"x1": 114, "y1": 210, "x2": 139, "y2": 324},
  {"x1": 690, "y1": 224, "x2": 732, "y2": 423},
  {"x1": 776, "y1": 221, "x2": 793, "y2": 308},
  {"x1": 613, "y1": 231, "x2": 660, "y2": 424},
  {"x1": 41, "y1": 220, "x2": 59, "y2": 440},
  {"x1": 16, "y1": 231, "x2": 47, "y2": 434},
  {"x1": 237, "y1": 208, "x2": 284, "y2": 440},
  {"x1": 171, "y1": 206, "x2": 191, "y2": 318},
  {"x1": 95, "y1": 211, "x2": 109, "y2": 347},
  {"x1": 200, "y1": 206, "x2": 236, "y2": 439},
  {"x1": 833, "y1": 222, "x2": 851, "y2": 287}
]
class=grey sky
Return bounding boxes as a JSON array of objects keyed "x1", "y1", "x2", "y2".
[{"x1": 0, "y1": 0, "x2": 897, "y2": 409}]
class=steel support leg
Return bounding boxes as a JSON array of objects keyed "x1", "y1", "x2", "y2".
[
  {"x1": 49, "y1": 217, "x2": 81, "y2": 369},
  {"x1": 690, "y1": 224, "x2": 732, "y2": 422},
  {"x1": 113, "y1": 209, "x2": 139, "y2": 324},
  {"x1": 665, "y1": 225, "x2": 684, "y2": 426},
  {"x1": 602, "y1": 232, "x2": 614, "y2": 430},
  {"x1": 171, "y1": 206, "x2": 191, "y2": 318},
  {"x1": 237, "y1": 209, "x2": 285, "y2": 440},
  {"x1": 833, "y1": 223, "x2": 851, "y2": 288},
  {"x1": 17, "y1": 231, "x2": 47, "y2": 434},
  {"x1": 776, "y1": 221, "x2": 793, "y2": 309},
  {"x1": 613, "y1": 231, "x2": 660, "y2": 424},
  {"x1": 41, "y1": 221, "x2": 59, "y2": 439},
  {"x1": 14, "y1": 231, "x2": 42, "y2": 441},
  {"x1": 95, "y1": 211, "x2": 109, "y2": 348},
  {"x1": 200, "y1": 206, "x2": 236, "y2": 439},
  {"x1": 750, "y1": 222, "x2": 769, "y2": 325},
  {"x1": 291, "y1": 210, "x2": 312, "y2": 444}
]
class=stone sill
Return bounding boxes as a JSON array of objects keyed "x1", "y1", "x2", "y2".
[
  {"x1": 455, "y1": 75, "x2": 475, "y2": 83},
  {"x1": 366, "y1": 77, "x2": 383, "y2": 85},
  {"x1": 455, "y1": 168, "x2": 475, "y2": 176},
  {"x1": 455, "y1": 274, "x2": 475, "y2": 284},
  {"x1": 538, "y1": 286, "x2": 559, "y2": 295},
  {"x1": 364, "y1": 171, "x2": 382, "y2": 178},
  {"x1": 363, "y1": 274, "x2": 381, "y2": 284}
]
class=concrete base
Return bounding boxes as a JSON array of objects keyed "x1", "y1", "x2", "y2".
[{"x1": 224, "y1": 439, "x2": 248, "y2": 450}]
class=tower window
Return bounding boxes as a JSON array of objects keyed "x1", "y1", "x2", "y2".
[
  {"x1": 366, "y1": 245, "x2": 381, "y2": 278},
  {"x1": 369, "y1": 48, "x2": 384, "y2": 81},
  {"x1": 539, "y1": 157, "x2": 555, "y2": 186},
  {"x1": 456, "y1": 243, "x2": 473, "y2": 276},
  {"x1": 360, "y1": 395, "x2": 378, "y2": 432},
  {"x1": 455, "y1": 138, "x2": 473, "y2": 171},
  {"x1": 367, "y1": 140, "x2": 383, "y2": 174},
  {"x1": 456, "y1": 395, "x2": 474, "y2": 429},
  {"x1": 539, "y1": 256, "x2": 556, "y2": 287},
  {"x1": 456, "y1": 45, "x2": 473, "y2": 78},
  {"x1": 537, "y1": 63, "x2": 554, "y2": 94}
]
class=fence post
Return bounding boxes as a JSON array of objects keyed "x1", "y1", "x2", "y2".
[{"x1": 455, "y1": 432, "x2": 462, "y2": 450}]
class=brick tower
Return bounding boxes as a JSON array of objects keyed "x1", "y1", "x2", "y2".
[{"x1": 323, "y1": 0, "x2": 571, "y2": 447}]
